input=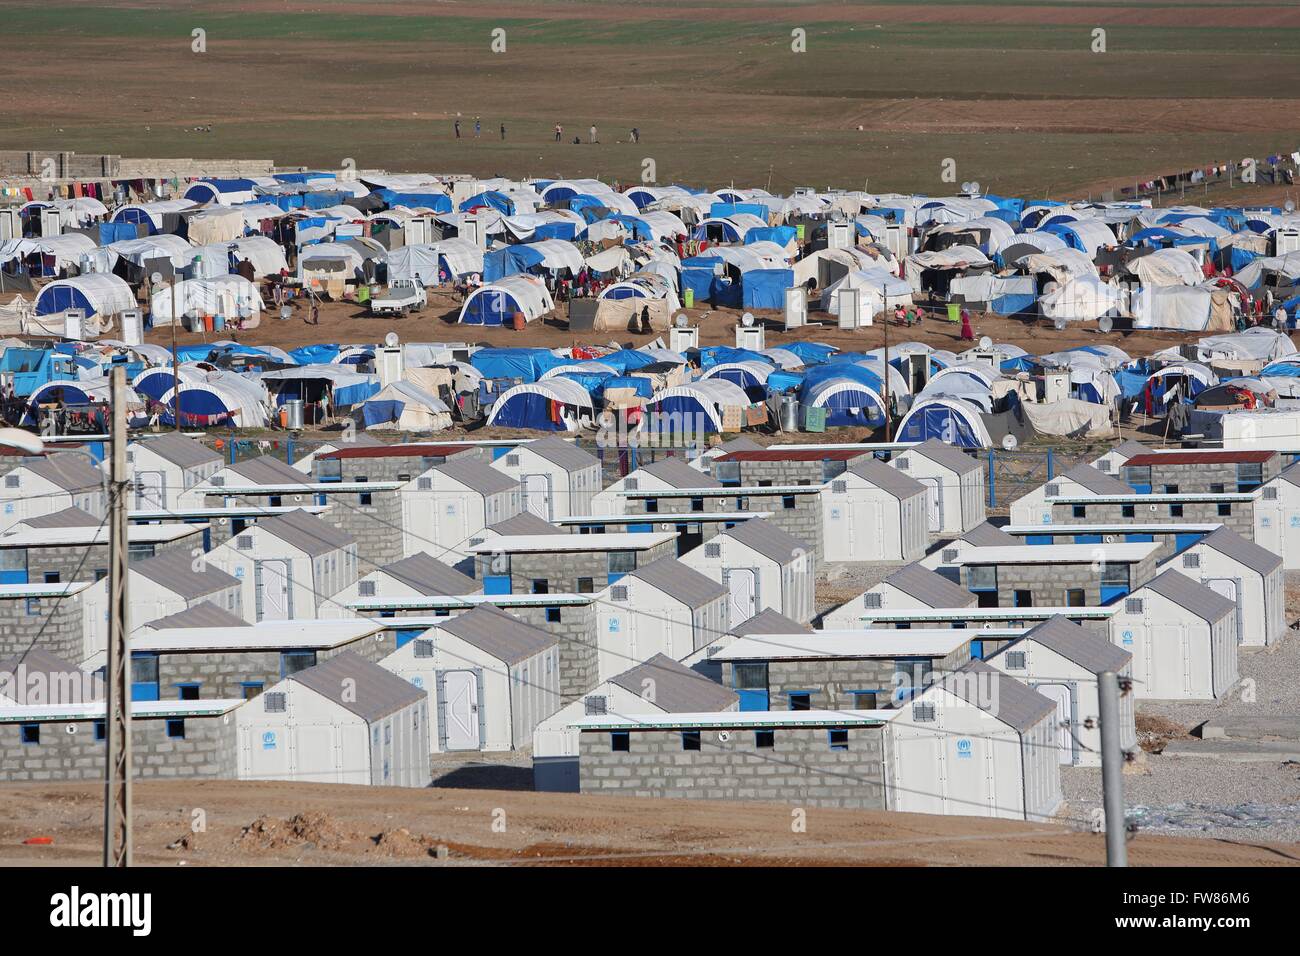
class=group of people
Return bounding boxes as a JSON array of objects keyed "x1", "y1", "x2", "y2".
[
  {"x1": 548, "y1": 266, "x2": 611, "y2": 302},
  {"x1": 448, "y1": 120, "x2": 640, "y2": 144}
]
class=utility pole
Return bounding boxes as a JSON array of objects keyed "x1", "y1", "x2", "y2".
[
  {"x1": 1098, "y1": 670, "x2": 1127, "y2": 867},
  {"x1": 170, "y1": 274, "x2": 181, "y2": 432},
  {"x1": 881, "y1": 301, "x2": 892, "y2": 441},
  {"x1": 104, "y1": 365, "x2": 132, "y2": 867}
]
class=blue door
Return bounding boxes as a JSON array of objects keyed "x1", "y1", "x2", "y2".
[
  {"x1": 202, "y1": 526, "x2": 212, "y2": 551},
  {"x1": 1175, "y1": 533, "x2": 1203, "y2": 552},
  {"x1": 969, "y1": 640, "x2": 985, "y2": 660},
  {"x1": 1073, "y1": 534, "x2": 1102, "y2": 544},
  {"x1": 1130, "y1": 483, "x2": 1152, "y2": 494},
  {"x1": 1100, "y1": 586, "x2": 1129, "y2": 604},
  {"x1": 1126, "y1": 533, "x2": 1153, "y2": 543},
  {"x1": 627, "y1": 522, "x2": 653, "y2": 533},
  {"x1": 737, "y1": 689, "x2": 770, "y2": 711},
  {"x1": 130, "y1": 653, "x2": 159, "y2": 702},
  {"x1": 483, "y1": 575, "x2": 512, "y2": 595},
  {"x1": 1026, "y1": 534, "x2": 1053, "y2": 545},
  {"x1": 395, "y1": 628, "x2": 423, "y2": 648}
]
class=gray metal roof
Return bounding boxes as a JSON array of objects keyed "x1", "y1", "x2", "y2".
[
  {"x1": 432, "y1": 457, "x2": 519, "y2": 496},
  {"x1": 940, "y1": 660, "x2": 1056, "y2": 732},
  {"x1": 382, "y1": 552, "x2": 479, "y2": 597},
  {"x1": 908, "y1": 439, "x2": 983, "y2": 476},
  {"x1": 135, "y1": 432, "x2": 222, "y2": 470},
  {"x1": 1056, "y1": 462, "x2": 1134, "y2": 496},
  {"x1": 25, "y1": 453, "x2": 104, "y2": 493},
  {"x1": 1196, "y1": 526, "x2": 1282, "y2": 575},
  {"x1": 486, "y1": 512, "x2": 565, "y2": 537},
  {"x1": 730, "y1": 608, "x2": 811, "y2": 636},
  {"x1": 1278, "y1": 460, "x2": 1300, "y2": 488},
  {"x1": 228, "y1": 454, "x2": 306, "y2": 486},
  {"x1": 882, "y1": 563, "x2": 975, "y2": 609},
  {"x1": 713, "y1": 437, "x2": 763, "y2": 455},
  {"x1": 722, "y1": 517, "x2": 809, "y2": 564},
  {"x1": 1139, "y1": 568, "x2": 1237, "y2": 622},
  {"x1": 289, "y1": 650, "x2": 423, "y2": 723},
  {"x1": 20, "y1": 506, "x2": 100, "y2": 529},
  {"x1": 258, "y1": 509, "x2": 355, "y2": 556},
  {"x1": 847, "y1": 458, "x2": 925, "y2": 501},
  {"x1": 609, "y1": 653, "x2": 739, "y2": 713},
  {"x1": 627, "y1": 556, "x2": 727, "y2": 609},
  {"x1": 141, "y1": 601, "x2": 251, "y2": 630},
  {"x1": 639, "y1": 456, "x2": 723, "y2": 489},
  {"x1": 1013, "y1": 615, "x2": 1131, "y2": 674},
  {"x1": 437, "y1": 603, "x2": 557, "y2": 664},
  {"x1": 1106, "y1": 440, "x2": 1149, "y2": 461},
  {"x1": 959, "y1": 522, "x2": 1021, "y2": 547},
  {"x1": 134, "y1": 551, "x2": 240, "y2": 599},
  {"x1": 0, "y1": 647, "x2": 90, "y2": 683},
  {"x1": 520, "y1": 436, "x2": 599, "y2": 472}
]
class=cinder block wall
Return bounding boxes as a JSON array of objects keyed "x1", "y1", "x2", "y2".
[
  {"x1": 1050, "y1": 500, "x2": 1256, "y2": 541},
  {"x1": 0, "y1": 716, "x2": 237, "y2": 782},
  {"x1": 20, "y1": 534, "x2": 196, "y2": 583},
  {"x1": 0, "y1": 596, "x2": 85, "y2": 661},
  {"x1": 578, "y1": 725, "x2": 887, "y2": 809},
  {"x1": 507, "y1": 603, "x2": 598, "y2": 701},
  {"x1": 965, "y1": 555, "x2": 1157, "y2": 608},
  {"x1": 727, "y1": 650, "x2": 967, "y2": 711},
  {"x1": 478, "y1": 539, "x2": 676, "y2": 594}
]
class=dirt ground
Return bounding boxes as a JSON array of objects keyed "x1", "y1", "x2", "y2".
[{"x1": 1, "y1": 777, "x2": 1295, "y2": 866}]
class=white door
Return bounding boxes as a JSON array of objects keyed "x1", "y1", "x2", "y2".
[
  {"x1": 135, "y1": 471, "x2": 166, "y2": 508},
  {"x1": 442, "y1": 670, "x2": 482, "y2": 751},
  {"x1": 920, "y1": 477, "x2": 942, "y2": 532},
  {"x1": 522, "y1": 473, "x2": 552, "y2": 519},
  {"x1": 723, "y1": 567, "x2": 758, "y2": 627},
  {"x1": 1149, "y1": 624, "x2": 1186, "y2": 698},
  {"x1": 257, "y1": 560, "x2": 291, "y2": 621},
  {"x1": 1205, "y1": 577, "x2": 1242, "y2": 643},
  {"x1": 1034, "y1": 682, "x2": 1074, "y2": 765}
]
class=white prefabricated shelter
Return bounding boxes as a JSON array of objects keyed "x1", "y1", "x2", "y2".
[
  {"x1": 1156, "y1": 526, "x2": 1284, "y2": 648},
  {"x1": 82, "y1": 552, "x2": 244, "y2": 656},
  {"x1": 236, "y1": 651, "x2": 430, "y2": 787},
  {"x1": 322, "y1": 551, "x2": 481, "y2": 619},
  {"x1": 203, "y1": 509, "x2": 360, "y2": 621},
  {"x1": 126, "y1": 433, "x2": 224, "y2": 510},
  {"x1": 678, "y1": 517, "x2": 815, "y2": 625},
  {"x1": 1009, "y1": 461, "x2": 1135, "y2": 528},
  {"x1": 532, "y1": 652, "x2": 740, "y2": 792},
  {"x1": 488, "y1": 436, "x2": 602, "y2": 521},
  {"x1": 890, "y1": 661, "x2": 1063, "y2": 821},
  {"x1": 1112, "y1": 569, "x2": 1239, "y2": 700},
  {"x1": 590, "y1": 455, "x2": 719, "y2": 516},
  {"x1": 889, "y1": 439, "x2": 986, "y2": 533},
  {"x1": 822, "y1": 561, "x2": 975, "y2": 629},
  {"x1": 400, "y1": 458, "x2": 521, "y2": 565},
  {"x1": 378, "y1": 603, "x2": 559, "y2": 753},
  {"x1": 1255, "y1": 460, "x2": 1300, "y2": 569},
  {"x1": 821, "y1": 459, "x2": 928, "y2": 562},
  {"x1": 177, "y1": 452, "x2": 311, "y2": 508},
  {"x1": 595, "y1": 557, "x2": 728, "y2": 682},
  {"x1": 0, "y1": 453, "x2": 107, "y2": 533},
  {"x1": 985, "y1": 616, "x2": 1137, "y2": 767},
  {"x1": 919, "y1": 521, "x2": 1022, "y2": 571},
  {"x1": 1090, "y1": 439, "x2": 1149, "y2": 478}
]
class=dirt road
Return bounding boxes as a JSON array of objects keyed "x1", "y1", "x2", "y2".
[{"x1": 1, "y1": 779, "x2": 1295, "y2": 866}]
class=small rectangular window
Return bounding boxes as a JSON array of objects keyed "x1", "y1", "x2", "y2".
[
  {"x1": 1072, "y1": 505, "x2": 1086, "y2": 519},
  {"x1": 417, "y1": 477, "x2": 432, "y2": 491},
  {"x1": 644, "y1": 498, "x2": 659, "y2": 514},
  {"x1": 828, "y1": 728, "x2": 849, "y2": 750},
  {"x1": 942, "y1": 548, "x2": 958, "y2": 563},
  {"x1": 358, "y1": 580, "x2": 376, "y2": 597},
  {"x1": 682, "y1": 731, "x2": 701, "y2": 751},
  {"x1": 505, "y1": 454, "x2": 520, "y2": 467},
  {"x1": 852, "y1": 691, "x2": 879, "y2": 709},
  {"x1": 788, "y1": 692, "x2": 811, "y2": 711},
  {"x1": 1263, "y1": 486, "x2": 1279, "y2": 501},
  {"x1": 1066, "y1": 588, "x2": 1086, "y2": 607},
  {"x1": 237, "y1": 535, "x2": 253, "y2": 550},
  {"x1": 1045, "y1": 484, "x2": 1060, "y2": 498},
  {"x1": 414, "y1": 639, "x2": 435, "y2": 659},
  {"x1": 690, "y1": 497, "x2": 704, "y2": 513},
  {"x1": 1170, "y1": 504, "x2": 1184, "y2": 518},
  {"x1": 546, "y1": 607, "x2": 561, "y2": 623},
  {"x1": 4, "y1": 474, "x2": 19, "y2": 488},
  {"x1": 19, "y1": 723, "x2": 39, "y2": 744},
  {"x1": 166, "y1": 719, "x2": 186, "y2": 739},
  {"x1": 1125, "y1": 598, "x2": 1144, "y2": 614},
  {"x1": 895, "y1": 457, "x2": 909, "y2": 471},
  {"x1": 912, "y1": 703, "x2": 936, "y2": 723},
  {"x1": 831, "y1": 480, "x2": 847, "y2": 495},
  {"x1": 608, "y1": 551, "x2": 636, "y2": 575},
  {"x1": 705, "y1": 543, "x2": 722, "y2": 559},
  {"x1": 624, "y1": 478, "x2": 639, "y2": 491},
  {"x1": 611, "y1": 731, "x2": 630, "y2": 752},
  {"x1": 94, "y1": 720, "x2": 106, "y2": 741},
  {"x1": 782, "y1": 495, "x2": 796, "y2": 510},
  {"x1": 863, "y1": 592, "x2": 883, "y2": 609},
  {"x1": 1005, "y1": 651, "x2": 1027, "y2": 670},
  {"x1": 1183, "y1": 552, "x2": 1201, "y2": 569},
  {"x1": 1218, "y1": 503, "x2": 1232, "y2": 517},
  {"x1": 577, "y1": 577, "x2": 594, "y2": 594},
  {"x1": 584, "y1": 696, "x2": 607, "y2": 716},
  {"x1": 967, "y1": 565, "x2": 997, "y2": 591},
  {"x1": 611, "y1": 585, "x2": 629, "y2": 602},
  {"x1": 263, "y1": 692, "x2": 287, "y2": 712},
  {"x1": 755, "y1": 730, "x2": 774, "y2": 749},
  {"x1": 1121, "y1": 504, "x2": 1135, "y2": 518}
]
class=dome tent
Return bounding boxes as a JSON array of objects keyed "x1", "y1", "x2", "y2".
[
  {"x1": 458, "y1": 276, "x2": 555, "y2": 326},
  {"x1": 641, "y1": 379, "x2": 750, "y2": 434},
  {"x1": 486, "y1": 377, "x2": 595, "y2": 432},
  {"x1": 896, "y1": 397, "x2": 992, "y2": 448},
  {"x1": 35, "y1": 274, "x2": 136, "y2": 319}
]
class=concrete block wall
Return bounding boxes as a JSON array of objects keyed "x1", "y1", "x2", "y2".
[
  {"x1": 578, "y1": 725, "x2": 887, "y2": 809},
  {"x1": 312, "y1": 448, "x2": 482, "y2": 483},
  {"x1": 0, "y1": 716, "x2": 237, "y2": 782},
  {"x1": 19, "y1": 534, "x2": 196, "y2": 584},
  {"x1": 154, "y1": 634, "x2": 396, "y2": 700},
  {"x1": 1124, "y1": 460, "x2": 1280, "y2": 495},
  {"x1": 0, "y1": 595, "x2": 85, "y2": 661},
  {"x1": 1050, "y1": 500, "x2": 1255, "y2": 541},
  {"x1": 210, "y1": 489, "x2": 401, "y2": 569},
  {"x1": 507, "y1": 603, "x2": 598, "y2": 701},
  {"x1": 728, "y1": 650, "x2": 968, "y2": 711},
  {"x1": 477, "y1": 539, "x2": 677, "y2": 594},
  {"x1": 732, "y1": 457, "x2": 868, "y2": 486},
  {"x1": 964, "y1": 553, "x2": 1158, "y2": 608}
]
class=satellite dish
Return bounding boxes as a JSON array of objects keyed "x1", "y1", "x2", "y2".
[
  {"x1": 1001, "y1": 434, "x2": 1019, "y2": 451},
  {"x1": 1098, "y1": 315, "x2": 1114, "y2": 334},
  {"x1": 970, "y1": 182, "x2": 981, "y2": 195},
  {"x1": 150, "y1": 272, "x2": 164, "y2": 286},
  {"x1": 1053, "y1": 316, "x2": 1068, "y2": 331},
  {"x1": 741, "y1": 312, "x2": 756, "y2": 327},
  {"x1": 674, "y1": 313, "x2": 688, "y2": 328},
  {"x1": 960, "y1": 182, "x2": 972, "y2": 193},
  {"x1": 384, "y1": 332, "x2": 400, "y2": 348},
  {"x1": 978, "y1": 335, "x2": 993, "y2": 351}
]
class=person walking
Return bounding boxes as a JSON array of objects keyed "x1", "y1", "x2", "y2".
[
  {"x1": 474, "y1": 118, "x2": 481, "y2": 138},
  {"x1": 640, "y1": 304, "x2": 652, "y2": 335},
  {"x1": 630, "y1": 127, "x2": 640, "y2": 144},
  {"x1": 500, "y1": 123, "x2": 506, "y2": 140},
  {"x1": 590, "y1": 124, "x2": 598, "y2": 144},
  {"x1": 959, "y1": 307, "x2": 975, "y2": 341},
  {"x1": 554, "y1": 123, "x2": 563, "y2": 142},
  {"x1": 454, "y1": 118, "x2": 461, "y2": 139}
]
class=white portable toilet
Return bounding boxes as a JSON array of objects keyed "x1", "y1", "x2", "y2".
[
  {"x1": 827, "y1": 220, "x2": 852, "y2": 250},
  {"x1": 735, "y1": 316, "x2": 765, "y2": 351},
  {"x1": 838, "y1": 287, "x2": 860, "y2": 330},
  {"x1": 784, "y1": 287, "x2": 807, "y2": 330}
]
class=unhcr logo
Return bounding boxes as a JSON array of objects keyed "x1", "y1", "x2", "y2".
[
  {"x1": 49, "y1": 887, "x2": 151, "y2": 936},
  {"x1": 0, "y1": 664, "x2": 103, "y2": 706}
]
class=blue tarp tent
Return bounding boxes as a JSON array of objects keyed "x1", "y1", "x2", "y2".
[
  {"x1": 602, "y1": 375, "x2": 654, "y2": 398},
  {"x1": 376, "y1": 190, "x2": 452, "y2": 213},
  {"x1": 697, "y1": 347, "x2": 771, "y2": 371},
  {"x1": 710, "y1": 202, "x2": 767, "y2": 220},
  {"x1": 744, "y1": 226, "x2": 797, "y2": 248},
  {"x1": 289, "y1": 344, "x2": 343, "y2": 365},
  {"x1": 471, "y1": 348, "x2": 567, "y2": 383},
  {"x1": 742, "y1": 269, "x2": 794, "y2": 310},
  {"x1": 460, "y1": 191, "x2": 515, "y2": 215},
  {"x1": 780, "y1": 342, "x2": 836, "y2": 366},
  {"x1": 483, "y1": 245, "x2": 545, "y2": 282},
  {"x1": 597, "y1": 350, "x2": 660, "y2": 373}
]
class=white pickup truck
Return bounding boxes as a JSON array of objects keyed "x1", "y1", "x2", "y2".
[{"x1": 368, "y1": 279, "x2": 427, "y2": 316}]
